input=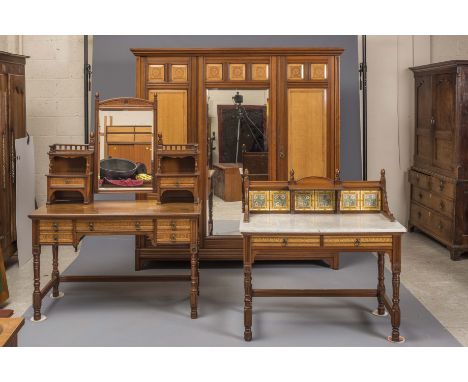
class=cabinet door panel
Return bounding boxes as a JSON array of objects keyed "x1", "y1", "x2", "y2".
[
  {"x1": 414, "y1": 75, "x2": 432, "y2": 166},
  {"x1": 134, "y1": 144, "x2": 152, "y2": 170},
  {"x1": 149, "y1": 90, "x2": 187, "y2": 144},
  {"x1": 287, "y1": 88, "x2": 327, "y2": 180},
  {"x1": 107, "y1": 144, "x2": 134, "y2": 161}
]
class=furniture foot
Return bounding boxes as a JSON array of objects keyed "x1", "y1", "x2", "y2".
[
  {"x1": 52, "y1": 244, "x2": 60, "y2": 298},
  {"x1": 376, "y1": 252, "x2": 386, "y2": 315},
  {"x1": 190, "y1": 245, "x2": 199, "y2": 319},
  {"x1": 30, "y1": 314, "x2": 47, "y2": 322},
  {"x1": 387, "y1": 335, "x2": 406, "y2": 343},
  {"x1": 49, "y1": 291, "x2": 65, "y2": 299},
  {"x1": 32, "y1": 245, "x2": 42, "y2": 322},
  {"x1": 371, "y1": 308, "x2": 388, "y2": 317},
  {"x1": 244, "y1": 264, "x2": 253, "y2": 341},
  {"x1": 449, "y1": 248, "x2": 463, "y2": 261}
]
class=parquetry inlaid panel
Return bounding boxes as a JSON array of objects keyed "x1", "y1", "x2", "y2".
[
  {"x1": 229, "y1": 64, "x2": 246, "y2": 81},
  {"x1": 287, "y1": 64, "x2": 304, "y2": 80},
  {"x1": 148, "y1": 65, "x2": 165, "y2": 82},
  {"x1": 251, "y1": 64, "x2": 269, "y2": 81},
  {"x1": 206, "y1": 64, "x2": 223, "y2": 81},
  {"x1": 310, "y1": 63, "x2": 327, "y2": 80},
  {"x1": 171, "y1": 65, "x2": 188, "y2": 82}
]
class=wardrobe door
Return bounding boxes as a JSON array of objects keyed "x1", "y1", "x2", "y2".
[
  {"x1": 134, "y1": 144, "x2": 152, "y2": 170},
  {"x1": 414, "y1": 75, "x2": 433, "y2": 168},
  {"x1": 432, "y1": 72, "x2": 456, "y2": 174},
  {"x1": 107, "y1": 144, "x2": 134, "y2": 161}
]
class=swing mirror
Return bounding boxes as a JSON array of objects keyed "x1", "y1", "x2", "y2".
[{"x1": 206, "y1": 88, "x2": 269, "y2": 236}]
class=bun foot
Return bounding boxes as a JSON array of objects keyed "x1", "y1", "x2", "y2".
[
  {"x1": 387, "y1": 335, "x2": 405, "y2": 343},
  {"x1": 244, "y1": 330, "x2": 252, "y2": 341}
]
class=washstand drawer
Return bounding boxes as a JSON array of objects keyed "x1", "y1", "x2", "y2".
[
  {"x1": 76, "y1": 219, "x2": 153, "y2": 233},
  {"x1": 39, "y1": 220, "x2": 73, "y2": 232},
  {"x1": 409, "y1": 170, "x2": 431, "y2": 191},
  {"x1": 157, "y1": 219, "x2": 191, "y2": 231},
  {"x1": 49, "y1": 177, "x2": 85, "y2": 187},
  {"x1": 159, "y1": 177, "x2": 195, "y2": 188},
  {"x1": 412, "y1": 186, "x2": 454, "y2": 218},
  {"x1": 251, "y1": 236, "x2": 320, "y2": 248},
  {"x1": 323, "y1": 235, "x2": 393, "y2": 248},
  {"x1": 156, "y1": 230, "x2": 192, "y2": 244},
  {"x1": 39, "y1": 233, "x2": 74, "y2": 245}
]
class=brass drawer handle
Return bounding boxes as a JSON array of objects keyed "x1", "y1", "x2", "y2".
[
  {"x1": 170, "y1": 221, "x2": 177, "y2": 230},
  {"x1": 88, "y1": 222, "x2": 94, "y2": 231},
  {"x1": 415, "y1": 174, "x2": 420, "y2": 183},
  {"x1": 439, "y1": 180, "x2": 445, "y2": 191},
  {"x1": 281, "y1": 238, "x2": 288, "y2": 246},
  {"x1": 354, "y1": 238, "x2": 361, "y2": 247},
  {"x1": 438, "y1": 222, "x2": 443, "y2": 231},
  {"x1": 440, "y1": 200, "x2": 445, "y2": 210},
  {"x1": 52, "y1": 222, "x2": 59, "y2": 231},
  {"x1": 170, "y1": 233, "x2": 177, "y2": 242},
  {"x1": 135, "y1": 221, "x2": 141, "y2": 230},
  {"x1": 53, "y1": 234, "x2": 59, "y2": 242}
]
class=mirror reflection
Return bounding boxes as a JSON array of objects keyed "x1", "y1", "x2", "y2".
[
  {"x1": 98, "y1": 109, "x2": 153, "y2": 191},
  {"x1": 207, "y1": 89, "x2": 269, "y2": 235}
]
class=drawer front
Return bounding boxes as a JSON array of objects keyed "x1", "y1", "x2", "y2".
[
  {"x1": 39, "y1": 233, "x2": 73, "y2": 245},
  {"x1": 411, "y1": 203, "x2": 453, "y2": 242},
  {"x1": 429, "y1": 174, "x2": 455, "y2": 199},
  {"x1": 159, "y1": 177, "x2": 195, "y2": 188},
  {"x1": 107, "y1": 126, "x2": 134, "y2": 133},
  {"x1": 409, "y1": 170, "x2": 431, "y2": 191},
  {"x1": 157, "y1": 219, "x2": 191, "y2": 231},
  {"x1": 134, "y1": 134, "x2": 152, "y2": 143},
  {"x1": 76, "y1": 219, "x2": 153, "y2": 233},
  {"x1": 39, "y1": 220, "x2": 73, "y2": 232},
  {"x1": 323, "y1": 235, "x2": 393, "y2": 248},
  {"x1": 107, "y1": 133, "x2": 134, "y2": 143},
  {"x1": 412, "y1": 186, "x2": 454, "y2": 218},
  {"x1": 49, "y1": 177, "x2": 85, "y2": 187},
  {"x1": 252, "y1": 236, "x2": 320, "y2": 248},
  {"x1": 157, "y1": 230, "x2": 192, "y2": 244}
]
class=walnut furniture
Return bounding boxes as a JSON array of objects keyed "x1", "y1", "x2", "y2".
[
  {"x1": 240, "y1": 170, "x2": 406, "y2": 342},
  {"x1": 132, "y1": 47, "x2": 343, "y2": 261},
  {"x1": 0, "y1": 51, "x2": 27, "y2": 263},
  {"x1": 46, "y1": 143, "x2": 94, "y2": 204},
  {"x1": 409, "y1": 61, "x2": 468, "y2": 260},
  {"x1": 28, "y1": 201, "x2": 200, "y2": 321},
  {"x1": 213, "y1": 163, "x2": 242, "y2": 202}
]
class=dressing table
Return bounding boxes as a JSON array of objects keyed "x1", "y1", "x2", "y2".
[
  {"x1": 240, "y1": 169, "x2": 407, "y2": 342},
  {"x1": 29, "y1": 96, "x2": 201, "y2": 322}
]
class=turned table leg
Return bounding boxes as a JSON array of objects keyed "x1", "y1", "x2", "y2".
[
  {"x1": 374, "y1": 252, "x2": 387, "y2": 316},
  {"x1": 32, "y1": 245, "x2": 43, "y2": 322},
  {"x1": 190, "y1": 244, "x2": 199, "y2": 319},
  {"x1": 244, "y1": 263, "x2": 253, "y2": 341},
  {"x1": 51, "y1": 244, "x2": 61, "y2": 298},
  {"x1": 388, "y1": 235, "x2": 404, "y2": 343}
]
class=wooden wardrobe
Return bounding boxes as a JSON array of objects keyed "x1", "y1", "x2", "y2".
[
  {"x1": 131, "y1": 48, "x2": 342, "y2": 261},
  {"x1": 409, "y1": 61, "x2": 468, "y2": 260},
  {"x1": 0, "y1": 52, "x2": 27, "y2": 263}
]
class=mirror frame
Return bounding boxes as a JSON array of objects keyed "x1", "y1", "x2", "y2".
[{"x1": 92, "y1": 93, "x2": 158, "y2": 193}]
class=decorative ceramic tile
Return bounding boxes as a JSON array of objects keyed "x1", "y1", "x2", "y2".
[
  {"x1": 287, "y1": 64, "x2": 304, "y2": 80},
  {"x1": 295, "y1": 191, "x2": 314, "y2": 211},
  {"x1": 206, "y1": 64, "x2": 223, "y2": 81},
  {"x1": 251, "y1": 63, "x2": 269, "y2": 81},
  {"x1": 171, "y1": 65, "x2": 188, "y2": 82},
  {"x1": 269, "y1": 191, "x2": 290, "y2": 211},
  {"x1": 340, "y1": 191, "x2": 361, "y2": 211},
  {"x1": 361, "y1": 190, "x2": 381, "y2": 211},
  {"x1": 315, "y1": 190, "x2": 335, "y2": 211},
  {"x1": 310, "y1": 63, "x2": 327, "y2": 80},
  {"x1": 229, "y1": 64, "x2": 246, "y2": 81},
  {"x1": 249, "y1": 191, "x2": 269, "y2": 211},
  {"x1": 148, "y1": 65, "x2": 165, "y2": 82}
]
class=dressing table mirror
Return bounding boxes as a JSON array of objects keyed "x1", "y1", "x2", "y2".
[
  {"x1": 94, "y1": 94, "x2": 157, "y2": 192},
  {"x1": 206, "y1": 89, "x2": 269, "y2": 236}
]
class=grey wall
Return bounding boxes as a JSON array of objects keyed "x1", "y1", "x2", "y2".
[{"x1": 92, "y1": 35, "x2": 361, "y2": 180}]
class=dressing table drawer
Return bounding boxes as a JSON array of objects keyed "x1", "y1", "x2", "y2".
[
  {"x1": 159, "y1": 177, "x2": 195, "y2": 188},
  {"x1": 156, "y1": 230, "x2": 192, "y2": 244},
  {"x1": 76, "y1": 219, "x2": 153, "y2": 233},
  {"x1": 251, "y1": 236, "x2": 320, "y2": 248},
  {"x1": 40, "y1": 220, "x2": 73, "y2": 232},
  {"x1": 157, "y1": 219, "x2": 191, "y2": 231},
  {"x1": 49, "y1": 177, "x2": 85, "y2": 187},
  {"x1": 39, "y1": 233, "x2": 74, "y2": 245},
  {"x1": 323, "y1": 235, "x2": 393, "y2": 248}
]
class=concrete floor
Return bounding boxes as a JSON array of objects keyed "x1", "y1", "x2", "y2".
[{"x1": 2, "y1": 231, "x2": 468, "y2": 345}]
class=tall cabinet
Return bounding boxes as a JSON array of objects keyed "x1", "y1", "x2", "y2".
[
  {"x1": 409, "y1": 61, "x2": 468, "y2": 260},
  {"x1": 0, "y1": 52, "x2": 27, "y2": 263},
  {"x1": 131, "y1": 48, "x2": 342, "y2": 261}
]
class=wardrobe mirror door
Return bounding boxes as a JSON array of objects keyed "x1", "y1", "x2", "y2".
[
  {"x1": 206, "y1": 88, "x2": 269, "y2": 236},
  {"x1": 98, "y1": 109, "x2": 154, "y2": 191}
]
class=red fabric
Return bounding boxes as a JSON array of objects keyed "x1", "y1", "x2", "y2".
[{"x1": 106, "y1": 178, "x2": 144, "y2": 187}]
